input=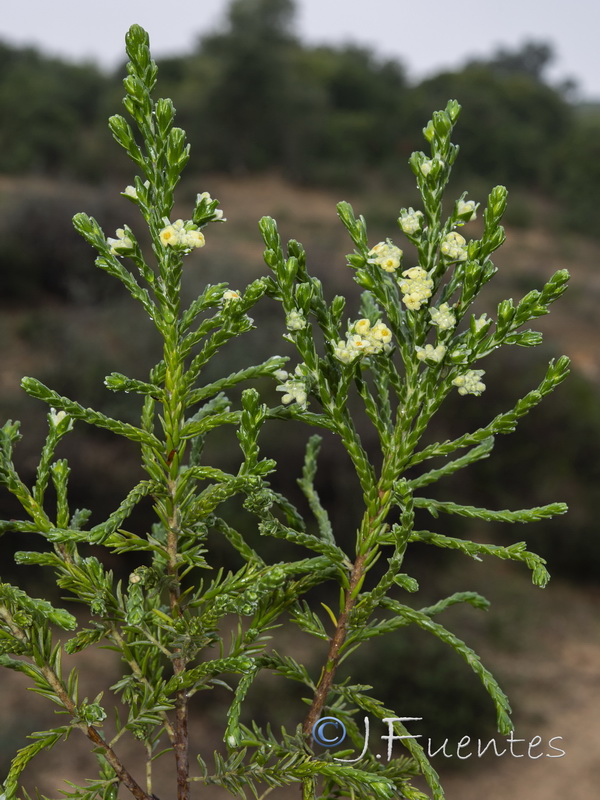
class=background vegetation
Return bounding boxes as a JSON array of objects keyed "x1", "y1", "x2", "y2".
[{"x1": 1, "y1": 0, "x2": 599, "y2": 222}]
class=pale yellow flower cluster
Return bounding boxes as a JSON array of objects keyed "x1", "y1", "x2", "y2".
[
  {"x1": 122, "y1": 180, "x2": 150, "y2": 201},
  {"x1": 333, "y1": 318, "x2": 393, "y2": 364},
  {"x1": 398, "y1": 208, "x2": 424, "y2": 235},
  {"x1": 452, "y1": 369, "x2": 486, "y2": 396},
  {"x1": 420, "y1": 157, "x2": 445, "y2": 176},
  {"x1": 473, "y1": 313, "x2": 490, "y2": 333},
  {"x1": 275, "y1": 365, "x2": 309, "y2": 408},
  {"x1": 368, "y1": 241, "x2": 403, "y2": 273},
  {"x1": 222, "y1": 289, "x2": 241, "y2": 303},
  {"x1": 277, "y1": 379, "x2": 307, "y2": 408},
  {"x1": 416, "y1": 344, "x2": 447, "y2": 363},
  {"x1": 107, "y1": 228, "x2": 134, "y2": 256},
  {"x1": 429, "y1": 303, "x2": 456, "y2": 331},
  {"x1": 440, "y1": 231, "x2": 468, "y2": 261},
  {"x1": 196, "y1": 192, "x2": 226, "y2": 221},
  {"x1": 456, "y1": 199, "x2": 477, "y2": 222},
  {"x1": 399, "y1": 267, "x2": 434, "y2": 311},
  {"x1": 285, "y1": 310, "x2": 307, "y2": 331},
  {"x1": 159, "y1": 219, "x2": 205, "y2": 249},
  {"x1": 50, "y1": 409, "x2": 67, "y2": 425}
]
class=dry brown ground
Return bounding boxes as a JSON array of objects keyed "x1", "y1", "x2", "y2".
[{"x1": 438, "y1": 577, "x2": 600, "y2": 800}]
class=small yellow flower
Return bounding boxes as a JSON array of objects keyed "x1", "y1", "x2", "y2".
[
  {"x1": 380, "y1": 254, "x2": 400, "y2": 272},
  {"x1": 108, "y1": 228, "x2": 134, "y2": 255},
  {"x1": 370, "y1": 322, "x2": 392, "y2": 344},
  {"x1": 276, "y1": 376, "x2": 308, "y2": 408},
  {"x1": 368, "y1": 241, "x2": 403, "y2": 272},
  {"x1": 402, "y1": 297, "x2": 420, "y2": 311},
  {"x1": 429, "y1": 303, "x2": 456, "y2": 331},
  {"x1": 440, "y1": 231, "x2": 468, "y2": 261},
  {"x1": 159, "y1": 220, "x2": 205, "y2": 249},
  {"x1": 416, "y1": 344, "x2": 446, "y2": 363},
  {"x1": 182, "y1": 230, "x2": 205, "y2": 249},
  {"x1": 452, "y1": 369, "x2": 486, "y2": 396},
  {"x1": 348, "y1": 334, "x2": 372, "y2": 353},
  {"x1": 333, "y1": 317, "x2": 393, "y2": 363},
  {"x1": 196, "y1": 192, "x2": 226, "y2": 222},
  {"x1": 456, "y1": 199, "x2": 477, "y2": 221},
  {"x1": 286, "y1": 310, "x2": 307, "y2": 331},
  {"x1": 399, "y1": 266, "x2": 433, "y2": 311},
  {"x1": 159, "y1": 225, "x2": 179, "y2": 247},
  {"x1": 49, "y1": 408, "x2": 67, "y2": 425},
  {"x1": 222, "y1": 289, "x2": 241, "y2": 303},
  {"x1": 49, "y1": 407, "x2": 73, "y2": 432},
  {"x1": 354, "y1": 318, "x2": 371, "y2": 336},
  {"x1": 399, "y1": 208, "x2": 424, "y2": 235},
  {"x1": 473, "y1": 313, "x2": 490, "y2": 333},
  {"x1": 333, "y1": 340, "x2": 358, "y2": 364},
  {"x1": 420, "y1": 157, "x2": 444, "y2": 177}
]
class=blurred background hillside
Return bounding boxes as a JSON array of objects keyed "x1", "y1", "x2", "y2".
[{"x1": 1, "y1": 1, "x2": 599, "y2": 797}]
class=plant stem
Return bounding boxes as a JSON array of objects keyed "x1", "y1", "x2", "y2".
[
  {"x1": 302, "y1": 553, "x2": 366, "y2": 741},
  {"x1": 165, "y1": 492, "x2": 189, "y2": 800},
  {"x1": 146, "y1": 741, "x2": 153, "y2": 796},
  {"x1": 174, "y1": 688, "x2": 189, "y2": 800},
  {"x1": 163, "y1": 319, "x2": 190, "y2": 800},
  {"x1": 165, "y1": 497, "x2": 190, "y2": 800},
  {"x1": 84, "y1": 724, "x2": 152, "y2": 800},
  {"x1": 43, "y1": 660, "x2": 150, "y2": 796}
]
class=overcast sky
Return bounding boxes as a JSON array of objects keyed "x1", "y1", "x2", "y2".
[{"x1": 1, "y1": 0, "x2": 599, "y2": 99}]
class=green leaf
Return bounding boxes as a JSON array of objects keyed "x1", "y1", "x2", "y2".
[
  {"x1": 66, "y1": 480, "x2": 155, "y2": 545},
  {"x1": 164, "y1": 656, "x2": 254, "y2": 695},
  {"x1": 64, "y1": 626, "x2": 108, "y2": 655},
  {"x1": 104, "y1": 373, "x2": 162, "y2": 398},
  {"x1": 188, "y1": 357, "x2": 287, "y2": 407},
  {"x1": 413, "y1": 497, "x2": 568, "y2": 524},
  {"x1": 0, "y1": 583, "x2": 77, "y2": 630},
  {"x1": 180, "y1": 283, "x2": 228, "y2": 331},
  {"x1": 297, "y1": 435, "x2": 334, "y2": 543},
  {"x1": 408, "y1": 437, "x2": 494, "y2": 489},
  {"x1": 381, "y1": 600, "x2": 513, "y2": 735},
  {"x1": 258, "y1": 651, "x2": 315, "y2": 689},
  {"x1": 21, "y1": 378, "x2": 161, "y2": 448},
  {"x1": 410, "y1": 530, "x2": 551, "y2": 587},
  {"x1": 420, "y1": 591, "x2": 490, "y2": 615},
  {"x1": 4, "y1": 728, "x2": 69, "y2": 799},
  {"x1": 259, "y1": 518, "x2": 349, "y2": 570},
  {"x1": 225, "y1": 665, "x2": 260, "y2": 747},
  {"x1": 180, "y1": 410, "x2": 241, "y2": 440}
]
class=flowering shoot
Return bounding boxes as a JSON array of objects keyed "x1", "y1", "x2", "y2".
[{"x1": 368, "y1": 240, "x2": 403, "y2": 272}]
